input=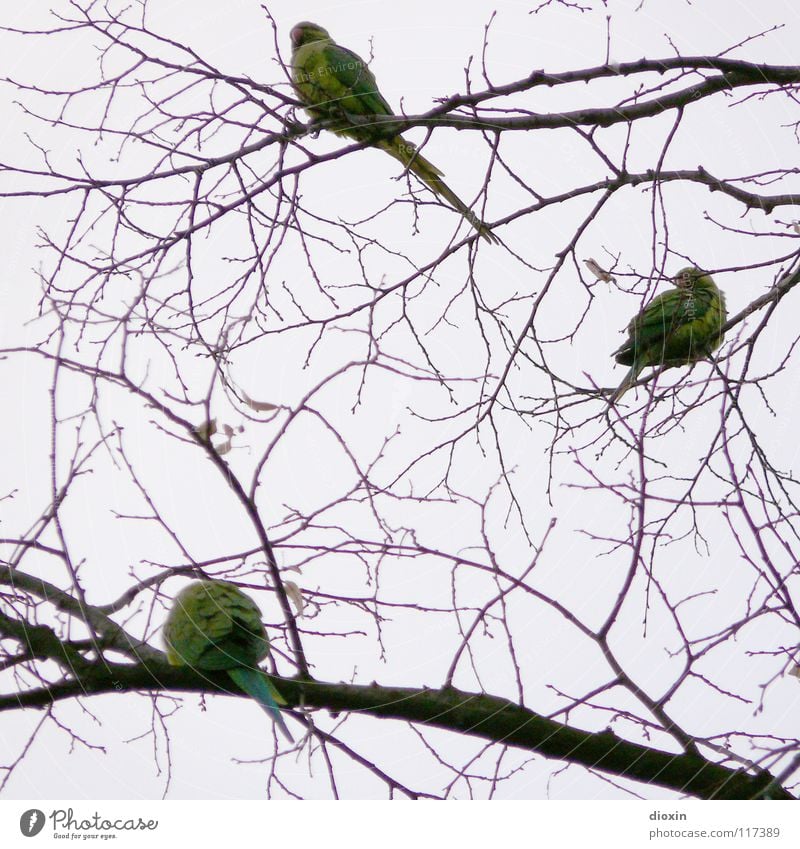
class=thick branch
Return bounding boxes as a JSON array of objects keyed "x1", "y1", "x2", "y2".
[
  {"x1": 327, "y1": 62, "x2": 800, "y2": 135},
  {"x1": 0, "y1": 660, "x2": 790, "y2": 801},
  {"x1": 0, "y1": 565, "x2": 159, "y2": 663}
]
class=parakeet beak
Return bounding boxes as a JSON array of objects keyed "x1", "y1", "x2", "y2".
[{"x1": 290, "y1": 25, "x2": 305, "y2": 48}]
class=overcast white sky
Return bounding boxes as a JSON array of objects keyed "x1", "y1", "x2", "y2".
[{"x1": 1, "y1": 0, "x2": 800, "y2": 801}]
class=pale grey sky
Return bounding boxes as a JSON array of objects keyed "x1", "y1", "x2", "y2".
[{"x1": 1, "y1": 0, "x2": 800, "y2": 800}]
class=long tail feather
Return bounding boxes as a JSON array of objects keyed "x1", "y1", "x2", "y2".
[
  {"x1": 228, "y1": 667, "x2": 294, "y2": 743},
  {"x1": 380, "y1": 138, "x2": 499, "y2": 243},
  {"x1": 608, "y1": 363, "x2": 644, "y2": 404}
]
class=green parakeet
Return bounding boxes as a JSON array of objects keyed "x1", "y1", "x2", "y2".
[
  {"x1": 610, "y1": 267, "x2": 727, "y2": 402},
  {"x1": 290, "y1": 21, "x2": 498, "y2": 243},
  {"x1": 163, "y1": 580, "x2": 293, "y2": 742}
]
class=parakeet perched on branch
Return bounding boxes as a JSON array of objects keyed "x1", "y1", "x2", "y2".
[
  {"x1": 164, "y1": 580, "x2": 293, "y2": 742},
  {"x1": 289, "y1": 21, "x2": 498, "y2": 243},
  {"x1": 610, "y1": 267, "x2": 727, "y2": 402}
]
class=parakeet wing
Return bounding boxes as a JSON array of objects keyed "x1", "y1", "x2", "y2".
[
  {"x1": 319, "y1": 42, "x2": 393, "y2": 115},
  {"x1": 615, "y1": 287, "x2": 690, "y2": 366},
  {"x1": 190, "y1": 618, "x2": 270, "y2": 671},
  {"x1": 295, "y1": 39, "x2": 393, "y2": 119}
]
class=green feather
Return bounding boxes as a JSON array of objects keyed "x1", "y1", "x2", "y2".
[
  {"x1": 163, "y1": 580, "x2": 293, "y2": 742},
  {"x1": 610, "y1": 267, "x2": 727, "y2": 402}
]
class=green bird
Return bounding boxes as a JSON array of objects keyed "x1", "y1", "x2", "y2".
[
  {"x1": 290, "y1": 21, "x2": 498, "y2": 243},
  {"x1": 163, "y1": 580, "x2": 293, "y2": 742},
  {"x1": 610, "y1": 267, "x2": 727, "y2": 402}
]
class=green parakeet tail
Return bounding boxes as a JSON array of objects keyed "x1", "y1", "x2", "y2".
[
  {"x1": 227, "y1": 667, "x2": 294, "y2": 743},
  {"x1": 379, "y1": 138, "x2": 499, "y2": 244},
  {"x1": 608, "y1": 363, "x2": 644, "y2": 403}
]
